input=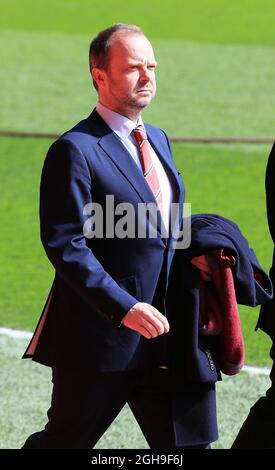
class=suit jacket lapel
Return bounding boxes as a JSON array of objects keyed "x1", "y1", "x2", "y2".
[
  {"x1": 88, "y1": 109, "x2": 157, "y2": 206},
  {"x1": 98, "y1": 132, "x2": 157, "y2": 206},
  {"x1": 87, "y1": 110, "x2": 181, "y2": 237}
]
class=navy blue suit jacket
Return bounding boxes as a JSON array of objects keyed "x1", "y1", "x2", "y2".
[{"x1": 23, "y1": 109, "x2": 185, "y2": 371}]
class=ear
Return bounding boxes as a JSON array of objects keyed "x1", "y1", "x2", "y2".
[{"x1": 91, "y1": 67, "x2": 107, "y2": 89}]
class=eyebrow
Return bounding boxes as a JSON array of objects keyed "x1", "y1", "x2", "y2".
[{"x1": 127, "y1": 60, "x2": 157, "y2": 66}]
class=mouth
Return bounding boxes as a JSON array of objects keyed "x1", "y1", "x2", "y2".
[{"x1": 136, "y1": 89, "x2": 152, "y2": 94}]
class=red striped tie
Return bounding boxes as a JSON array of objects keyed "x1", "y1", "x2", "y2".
[{"x1": 132, "y1": 124, "x2": 164, "y2": 219}]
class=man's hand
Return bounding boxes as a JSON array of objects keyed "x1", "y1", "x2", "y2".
[{"x1": 121, "y1": 302, "x2": 170, "y2": 339}]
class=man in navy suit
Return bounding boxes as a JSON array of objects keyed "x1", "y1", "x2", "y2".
[
  {"x1": 232, "y1": 144, "x2": 275, "y2": 449},
  {"x1": 22, "y1": 24, "x2": 216, "y2": 449}
]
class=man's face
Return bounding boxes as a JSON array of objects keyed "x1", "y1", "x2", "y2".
[{"x1": 97, "y1": 33, "x2": 157, "y2": 118}]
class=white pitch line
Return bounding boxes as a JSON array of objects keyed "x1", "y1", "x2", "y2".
[
  {"x1": 0, "y1": 327, "x2": 272, "y2": 376},
  {"x1": 243, "y1": 365, "x2": 271, "y2": 376},
  {"x1": 0, "y1": 327, "x2": 33, "y2": 339}
]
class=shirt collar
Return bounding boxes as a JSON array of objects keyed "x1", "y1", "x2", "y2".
[{"x1": 96, "y1": 102, "x2": 143, "y2": 141}]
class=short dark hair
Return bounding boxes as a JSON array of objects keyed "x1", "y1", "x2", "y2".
[{"x1": 89, "y1": 23, "x2": 144, "y2": 90}]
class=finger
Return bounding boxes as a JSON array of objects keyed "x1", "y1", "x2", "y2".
[
  {"x1": 145, "y1": 306, "x2": 170, "y2": 333},
  {"x1": 151, "y1": 316, "x2": 169, "y2": 334},
  {"x1": 142, "y1": 314, "x2": 165, "y2": 335},
  {"x1": 139, "y1": 318, "x2": 161, "y2": 338},
  {"x1": 137, "y1": 325, "x2": 152, "y2": 339},
  {"x1": 121, "y1": 312, "x2": 150, "y2": 337},
  {"x1": 134, "y1": 322, "x2": 158, "y2": 339}
]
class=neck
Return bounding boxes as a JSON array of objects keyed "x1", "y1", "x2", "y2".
[{"x1": 98, "y1": 100, "x2": 141, "y2": 123}]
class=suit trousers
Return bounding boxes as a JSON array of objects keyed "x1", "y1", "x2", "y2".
[
  {"x1": 22, "y1": 367, "x2": 211, "y2": 449},
  {"x1": 22, "y1": 367, "x2": 176, "y2": 449},
  {"x1": 232, "y1": 342, "x2": 275, "y2": 449}
]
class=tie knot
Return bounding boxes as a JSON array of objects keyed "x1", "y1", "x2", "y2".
[{"x1": 132, "y1": 125, "x2": 147, "y2": 145}]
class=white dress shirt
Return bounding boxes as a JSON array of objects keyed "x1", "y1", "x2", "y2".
[{"x1": 96, "y1": 102, "x2": 173, "y2": 233}]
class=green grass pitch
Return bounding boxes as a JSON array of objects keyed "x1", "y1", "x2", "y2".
[
  {"x1": 1, "y1": 0, "x2": 275, "y2": 364},
  {"x1": 1, "y1": 0, "x2": 275, "y2": 449}
]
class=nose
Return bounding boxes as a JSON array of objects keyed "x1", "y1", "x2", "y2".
[{"x1": 139, "y1": 66, "x2": 151, "y2": 83}]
